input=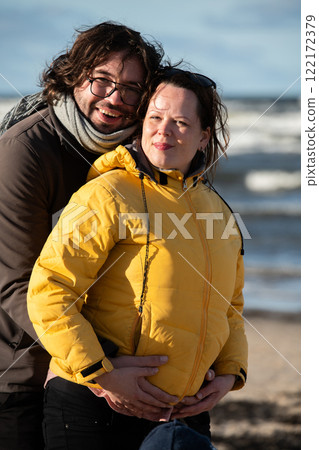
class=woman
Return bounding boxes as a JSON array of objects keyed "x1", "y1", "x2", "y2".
[{"x1": 27, "y1": 67, "x2": 248, "y2": 449}]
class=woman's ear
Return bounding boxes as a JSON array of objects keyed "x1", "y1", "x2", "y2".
[{"x1": 200, "y1": 127, "x2": 211, "y2": 149}]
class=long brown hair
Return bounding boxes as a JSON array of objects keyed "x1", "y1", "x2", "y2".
[{"x1": 40, "y1": 21, "x2": 164, "y2": 104}]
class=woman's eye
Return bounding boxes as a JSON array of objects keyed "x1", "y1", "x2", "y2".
[{"x1": 176, "y1": 120, "x2": 188, "y2": 127}]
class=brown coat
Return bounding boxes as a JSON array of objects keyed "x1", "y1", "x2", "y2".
[{"x1": 0, "y1": 106, "x2": 100, "y2": 391}]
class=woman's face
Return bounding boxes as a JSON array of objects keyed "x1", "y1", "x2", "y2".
[{"x1": 141, "y1": 83, "x2": 210, "y2": 175}]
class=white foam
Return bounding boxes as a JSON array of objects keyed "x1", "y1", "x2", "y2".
[
  {"x1": 245, "y1": 170, "x2": 300, "y2": 192},
  {"x1": 227, "y1": 104, "x2": 300, "y2": 155}
]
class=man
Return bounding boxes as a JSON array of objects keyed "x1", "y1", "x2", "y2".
[
  {"x1": 0, "y1": 21, "x2": 173, "y2": 450},
  {"x1": 0, "y1": 21, "x2": 233, "y2": 450}
]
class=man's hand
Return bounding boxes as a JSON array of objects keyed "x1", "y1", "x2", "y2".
[
  {"x1": 171, "y1": 372, "x2": 235, "y2": 420},
  {"x1": 94, "y1": 355, "x2": 177, "y2": 421}
]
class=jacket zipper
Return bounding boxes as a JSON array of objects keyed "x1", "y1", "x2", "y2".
[
  {"x1": 130, "y1": 173, "x2": 150, "y2": 353},
  {"x1": 180, "y1": 180, "x2": 212, "y2": 398},
  {"x1": 130, "y1": 311, "x2": 142, "y2": 354}
]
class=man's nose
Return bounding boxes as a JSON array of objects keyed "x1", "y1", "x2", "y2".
[{"x1": 107, "y1": 88, "x2": 124, "y2": 105}]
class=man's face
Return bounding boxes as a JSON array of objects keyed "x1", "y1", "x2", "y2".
[{"x1": 73, "y1": 50, "x2": 145, "y2": 134}]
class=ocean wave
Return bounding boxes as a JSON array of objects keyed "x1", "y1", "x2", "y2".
[
  {"x1": 243, "y1": 273, "x2": 301, "y2": 313},
  {"x1": 245, "y1": 265, "x2": 300, "y2": 278},
  {"x1": 243, "y1": 295, "x2": 301, "y2": 313},
  {"x1": 245, "y1": 170, "x2": 300, "y2": 192},
  {"x1": 226, "y1": 101, "x2": 300, "y2": 155},
  {"x1": 228, "y1": 123, "x2": 300, "y2": 155},
  {"x1": 231, "y1": 200, "x2": 300, "y2": 216},
  {"x1": 0, "y1": 98, "x2": 301, "y2": 157}
]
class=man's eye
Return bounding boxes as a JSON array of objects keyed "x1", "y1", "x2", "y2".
[{"x1": 95, "y1": 78, "x2": 112, "y2": 86}]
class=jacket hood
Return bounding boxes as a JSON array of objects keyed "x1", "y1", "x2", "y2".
[{"x1": 87, "y1": 144, "x2": 140, "y2": 182}]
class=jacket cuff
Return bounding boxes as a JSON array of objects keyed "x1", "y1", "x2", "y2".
[
  {"x1": 211, "y1": 363, "x2": 247, "y2": 391},
  {"x1": 74, "y1": 357, "x2": 114, "y2": 384},
  {"x1": 233, "y1": 368, "x2": 247, "y2": 390}
]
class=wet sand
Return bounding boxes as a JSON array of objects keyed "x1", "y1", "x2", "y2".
[{"x1": 209, "y1": 311, "x2": 301, "y2": 450}]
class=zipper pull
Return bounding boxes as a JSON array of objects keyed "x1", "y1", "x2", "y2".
[{"x1": 138, "y1": 305, "x2": 143, "y2": 314}]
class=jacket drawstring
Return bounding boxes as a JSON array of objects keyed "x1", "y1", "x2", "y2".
[{"x1": 138, "y1": 173, "x2": 150, "y2": 314}]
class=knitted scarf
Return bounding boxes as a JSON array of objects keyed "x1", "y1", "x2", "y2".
[{"x1": 53, "y1": 95, "x2": 137, "y2": 154}]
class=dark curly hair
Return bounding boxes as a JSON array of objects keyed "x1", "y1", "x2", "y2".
[
  {"x1": 40, "y1": 21, "x2": 164, "y2": 104},
  {"x1": 137, "y1": 65, "x2": 229, "y2": 178}
]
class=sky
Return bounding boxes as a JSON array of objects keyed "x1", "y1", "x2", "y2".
[{"x1": 0, "y1": 0, "x2": 301, "y2": 98}]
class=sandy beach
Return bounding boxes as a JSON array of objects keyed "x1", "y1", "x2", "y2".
[{"x1": 209, "y1": 311, "x2": 301, "y2": 450}]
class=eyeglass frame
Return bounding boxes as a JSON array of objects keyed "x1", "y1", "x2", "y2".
[
  {"x1": 86, "y1": 76, "x2": 143, "y2": 106},
  {"x1": 160, "y1": 68, "x2": 216, "y2": 90}
]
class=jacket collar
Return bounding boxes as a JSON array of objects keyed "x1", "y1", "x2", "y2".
[
  {"x1": 87, "y1": 141, "x2": 206, "y2": 188},
  {"x1": 126, "y1": 141, "x2": 206, "y2": 186}
]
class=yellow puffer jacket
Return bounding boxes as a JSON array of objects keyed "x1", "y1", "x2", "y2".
[{"x1": 27, "y1": 145, "x2": 248, "y2": 400}]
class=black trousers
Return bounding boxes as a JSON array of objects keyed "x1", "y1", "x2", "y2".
[
  {"x1": 43, "y1": 377, "x2": 211, "y2": 450},
  {"x1": 0, "y1": 391, "x2": 45, "y2": 450}
]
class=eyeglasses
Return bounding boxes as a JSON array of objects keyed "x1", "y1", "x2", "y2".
[
  {"x1": 86, "y1": 76, "x2": 143, "y2": 106},
  {"x1": 161, "y1": 68, "x2": 216, "y2": 89}
]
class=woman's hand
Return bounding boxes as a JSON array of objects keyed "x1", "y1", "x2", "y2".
[
  {"x1": 171, "y1": 371, "x2": 235, "y2": 419},
  {"x1": 94, "y1": 355, "x2": 177, "y2": 421}
]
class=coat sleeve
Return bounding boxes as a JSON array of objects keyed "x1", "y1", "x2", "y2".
[
  {"x1": 27, "y1": 183, "x2": 119, "y2": 384},
  {"x1": 211, "y1": 253, "x2": 248, "y2": 390},
  {"x1": 0, "y1": 135, "x2": 52, "y2": 340}
]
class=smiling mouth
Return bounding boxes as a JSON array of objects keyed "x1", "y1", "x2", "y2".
[
  {"x1": 154, "y1": 143, "x2": 173, "y2": 151},
  {"x1": 98, "y1": 108, "x2": 122, "y2": 119}
]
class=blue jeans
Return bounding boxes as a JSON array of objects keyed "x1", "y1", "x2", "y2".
[{"x1": 140, "y1": 420, "x2": 217, "y2": 450}]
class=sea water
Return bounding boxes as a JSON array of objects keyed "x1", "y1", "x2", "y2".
[
  {"x1": 214, "y1": 98, "x2": 300, "y2": 313},
  {"x1": 0, "y1": 96, "x2": 301, "y2": 313}
]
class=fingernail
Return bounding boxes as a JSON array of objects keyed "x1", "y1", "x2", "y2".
[
  {"x1": 160, "y1": 356, "x2": 168, "y2": 363},
  {"x1": 196, "y1": 393, "x2": 203, "y2": 400}
]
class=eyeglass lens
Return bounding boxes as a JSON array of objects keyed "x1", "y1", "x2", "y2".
[{"x1": 90, "y1": 78, "x2": 141, "y2": 106}]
